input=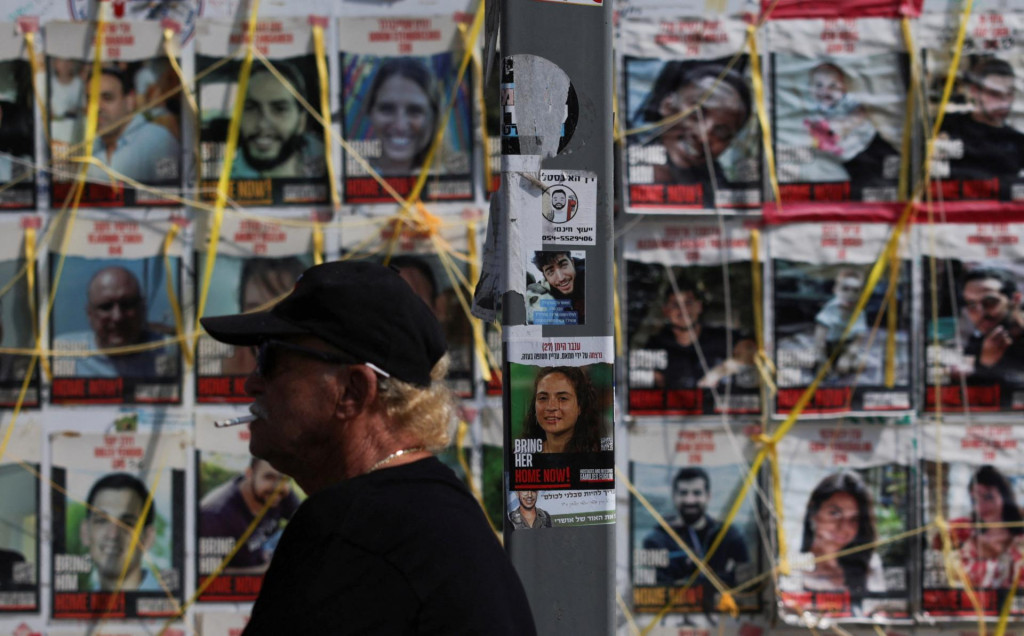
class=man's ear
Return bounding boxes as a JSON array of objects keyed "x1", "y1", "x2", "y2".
[{"x1": 335, "y1": 365, "x2": 379, "y2": 418}]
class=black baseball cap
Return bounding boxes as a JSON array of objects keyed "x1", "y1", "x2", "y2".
[{"x1": 200, "y1": 260, "x2": 447, "y2": 387}]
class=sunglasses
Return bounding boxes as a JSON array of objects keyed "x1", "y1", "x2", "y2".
[
  {"x1": 252, "y1": 340, "x2": 390, "y2": 380},
  {"x1": 963, "y1": 295, "x2": 1004, "y2": 312}
]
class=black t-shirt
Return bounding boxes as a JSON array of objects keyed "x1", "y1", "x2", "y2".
[
  {"x1": 645, "y1": 324, "x2": 734, "y2": 390},
  {"x1": 941, "y1": 112, "x2": 1024, "y2": 183},
  {"x1": 244, "y1": 457, "x2": 536, "y2": 635}
]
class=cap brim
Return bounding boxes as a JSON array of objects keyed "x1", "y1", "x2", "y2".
[{"x1": 200, "y1": 310, "x2": 309, "y2": 346}]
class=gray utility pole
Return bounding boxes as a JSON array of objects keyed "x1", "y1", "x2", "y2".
[{"x1": 497, "y1": 0, "x2": 615, "y2": 633}]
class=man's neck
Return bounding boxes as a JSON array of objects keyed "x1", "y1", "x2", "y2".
[
  {"x1": 676, "y1": 515, "x2": 707, "y2": 531},
  {"x1": 672, "y1": 323, "x2": 701, "y2": 346},
  {"x1": 260, "y1": 154, "x2": 301, "y2": 178},
  {"x1": 520, "y1": 507, "x2": 537, "y2": 526}
]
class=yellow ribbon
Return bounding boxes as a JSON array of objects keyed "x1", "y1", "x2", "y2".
[
  {"x1": 746, "y1": 25, "x2": 781, "y2": 208},
  {"x1": 162, "y1": 224, "x2": 191, "y2": 367},
  {"x1": 24, "y1": 226, "x2": 49, "y2": 381},
  {"x1": 107, "y1": 462, "x2": 167, "y2": 614},
  {"x1": 312, "y1": 24, "x2": 340, "y2": 211},
  {"x1": 23, "y1": 30, "x2": 49, "y2": 147},
  {"x1": 163, "y1": 27, "x2": 199, "y2": 179},
  {"x1": 613, "y1": 261, "x2": 623, "y2": 359},
  {"x1": 748, "y1": 229, "x2": 776, "y2": 392},
  {"x1": 756, "y1": 434, "x2": 789, "y2": 575},
  {"x1": 313, "y1": 222, "x2": 324, "y2": 266},
  {"x1": 996, "y1": 563, "x2": 1023, "y2": 636}
]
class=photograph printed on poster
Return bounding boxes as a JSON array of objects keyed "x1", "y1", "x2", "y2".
[
  {"x1": 623, "y1": 54, "x2": 761, "y2": 211},
  {"x1": 47, "y1": 21, "x2": 182, "y2": 207},
  {"x1": 506, "y1": 487, "x2": 615, "y2": 529},
  {"x1": 0, "y1": 421, "x2": 40, "y2": 613},
  {"x1": 526, "y1": 250, "x2": 585, "y2": 326},
  {"x1": 924, "y1": 13, "x2": 1024, "y2": 204},
  {"x1": 340, "y1": 52, "x2": 474, "y2": 203},
  {"x1": 776, "y1": 425, "x2": 910, "y2": 622},
  {"x1": 196, "y1": 416, "x2": 303, "y2": 602},
  {"x1": 921, "y1": 424, "x2": 1024, "y2": 618},
  {"x1": 51, "y1": 432, "x2": 185, "y2": 620},
  {"x1": 772, "y1": 224, "x2": 912, "y2": 414},
  {"x1": 625, "y1": 223, "x2": 760, "y2": 416},
  {"x1": 630, "y1": 425, "x2": 759, "y2": 614},
  {"x1": 922, "y1": 224, "x2": 1024, "y2": 412},
  {"x1": 769, "y1": 19, "x2": 907, "y2": 204},
  {"x1": 0, "y1": 24, "x2": 36, "y2": 210},
  {"x1": 50, "y1": 255, "x2": 182, "y2": 404},
  {"x1": 507, "y1": 338, "x2": 614, "y2": 493},
  {"x1": 0, "y1": 243, "x2": 39, "y2": 408}
]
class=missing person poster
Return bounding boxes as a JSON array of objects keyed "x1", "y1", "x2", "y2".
[
  {"x1": 339, "y1": 15, "x2": 474, "y2": 204},
  {"x1": 776, "y1": 423, "x2": 910, "y2": 622},
  {"x1": 771, "y1": 222, "x2": 912, "y2": 415},
  {"x1": 768, "y1": 18, "x2": 907, "y2": 213},
  {"x1": 922, "y1": 12, "x2": 1024, "y2": 210},
  {"x1": 49, "y1": 215, "x2": 184, "y2": 405},
  {"x1": 342, "y1": 214, "x2": 477, "y2": 397},
  {"x1": 620, "y1": 16, "x2": 761, "y2": 212},
  {"x1": 921, "y1": 422, "x2": 1024, "y2": 619},
  {"x1": 629, "y1": 422, "x2": 760, "y2": 614},
  {"x1": 0, "y1": 419, "x2": 40, "y2": 613},
  {"x1": 196, "y1": 213, "x2": 315, "y2": 403},
  {"x1": 51, "y1": 430, "x2": 186, "y2": 620},
  {"x1": 921, "y1": 222, "x2": 1024, "y2": 412},
  {"x1": 0, "y1": 24, "x2": 36, "y2": 210},
  {"x1": 47, "y1": 21, "x2": 182, "y2": 207},
  {"x1": 196, "y1": 17, "x2": 330, "y2": 207},
  {"x1": 525, "y1": 249, "x2": 586, "y2": 326},
  {"x1": 0, "y1": 218, "x2": 39, "y2": 408},
  {"x1": 195, "y1": 413, "x2": 302, "y2": 603},
  {"x1": 624, "y1": 220, "x2": 761, "y2": 416},
  {"x1": 505, "y1": 336, "x2": 614, "y2": 522}
]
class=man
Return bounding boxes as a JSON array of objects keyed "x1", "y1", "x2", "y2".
[
  {"x1": 643, "y1": 281, "x2": 755, "y2": 389},
  {"x1": 199, "y1": 457, "x2": 300, "y2": 573},
  {"x1": 508, "y1": 490, "x2": 552, "y2": 530},
  {"x1": 642, "y1": 467, "x2": 749, "y2": 589},
  {"x1": 199, "y1": 261, "x2": 535, "y2": 634},
  {"x1": 813, "y1": 268, "x2": 868, "y2": 376},
  {"x1": 939, "y1": 56, "x2": 1024, "y2": 184},
  {"x1": 55, "y1": 266, "x2": 178, "y2": 378},
  {"x1": 233, "y1": 61, "x2": 325, "y2": 179},
  {"x1": 79, "y1": 472, "x2": 160, "y2": 591},
  {"x1": 526, "y1": 251, "x2": 585, "y2": 325},
  {"x1": 85, "y1": 66, "x2": 180, "y2": 184},
  {"x1": 637, "y1": 63, "x2": 752, "y2": 193},
  {"x1": 959, "y1": 267, "x2": 1024, "y2": 383},
  {"x1": 544, "y1": 188, "x2": 576, "y2": 223}
]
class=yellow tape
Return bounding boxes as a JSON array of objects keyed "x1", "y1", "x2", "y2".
[
  {"x1": 745, "y1": 26, "x2": 782, "y2": 208},
  {"x1": 614, "y1": 261, "x2": 623, "y2": 359},
  {"x1": 108, "y1": 464, "x2": 166, "y2": 613},
  {"x1": 748, "y1": 229, "x2": 775, "y2": 392},
  {"x1": 313, "y1": 24, "x2": 340, "y2": 211},
  {"x1": 996, "y1": 564, "x2": 1023, "y2": 636},
  {"x1": 923, "y1": 0, "x2": 975, "y2": 184},
  {"x1": 757, "y1": 434, "x2": 789, "y2": 575},
  {"x1": 23, "y1": 31, "x2": 49, "y2": 147},
  {"x1": 162, "y1": 224, "x2": 192, "y2": 367},
  {"x1": 23, "y1": 227, "x2": 50, "y2": 380},
  {"x1": 163, "y1": 27, "x2": 199, "y2": 181},
  {"x1": 313, "y1": 222, "x2": 324, "y2": 266}
]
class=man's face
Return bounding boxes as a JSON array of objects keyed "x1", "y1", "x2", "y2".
[
  {"x1": 247, "y1": 459, "x2": 291, "y2": 506},
  {"x1": 672, "y1": 477, "x2": 708, "y2": 526},
  {"x1": 662, "y1": 291, "x2": 702, "y2": 331},
  {"x1": 517, "y1": 490, "x2": 538, "y2": 511},
  {"x1": 970, "y1": 74, "x2": 1015, "y2": 127},
  {"x1": 95, "y1": 73, "x2": 134, "y2": 144},
  {"x1": 834, "y1": 275, "x2": 863, "y2": 310},
  {"x1": 657, "y1": 76, "x2": 747, "y2": 170},
  {"x1": 80, "y1": 488, "x2": 152, "y2": 588},
  {"x1": 963, "y1": 278, "x2": 1016, "y2": 335},
  {"x1": 541, "y1": 255, "x2": 575, "y2": 297},
  {"x1": 551, "y1": 191, "x2": 567, "y2": 210},
  {"x1": 240, "y1": 72, "x2": 306, "y2": 171},
  {"x1": 86, "y1": 269, "x2": 145, "y2": 349},
  {"x1": 244, "y1": 336, "x2": 346, "y2": 476},
  {"x1": 810, "y1": 68, "x2": 845, "y2": 110}
]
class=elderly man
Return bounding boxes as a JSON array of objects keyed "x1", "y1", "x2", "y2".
[
  {"x1": 200, "y1": 261, "x2": 535, "y2": 634},
  {"x1": 55, "y1": 266, "x2": 178, "y2": 378},
  {"x1": 79, "y1": 472, "x2": 160, "y2": 591}
]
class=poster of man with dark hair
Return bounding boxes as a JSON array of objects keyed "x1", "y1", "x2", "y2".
[{"x1": 0, "y1": 24, "x2": 36, "y2": 210}]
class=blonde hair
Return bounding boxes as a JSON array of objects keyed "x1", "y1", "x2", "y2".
[{"x1": 378, "y1": 354, "x2": 454, "y2": 451}]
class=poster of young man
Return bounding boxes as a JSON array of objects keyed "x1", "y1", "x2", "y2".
[
  {"x1": 0, "y1": 419, "x2": 40, "y2": 613},
  {"x1": 196, "y1": 17, "x2": 329, "y2": 207},
  {"x1": 776, "y1": 423, "x2": 910, "y2": 622},
  {"x1": 505, "y1": 336, "x2": 614, "y2": 520},
  {"x1": 921, "y1": 422, "x2": 1024, "y2": 619},
  {"x1": 46, "y1": 21, "x2": 182, "y2": 207},
  {"x1": 0, "y1": 218, "x2": 39, "y2": 408},
  {"x1": 922, "y1": 12, "x2": 1024, "y2": 209},
  {"x1": 339, "y1": 15, "x2": 474, "y2": 204},
  {"x1": 629, "y1": 423, "x2": 760, "y2": 615},
  {"x1": 342, "y1": 214, "x2": 477, "y2": 397},
  {"x1": 768, "y1": 19, "x2": 907, "y2": 212},
  {"x1": 620, "y1": 16, "x2": 761, "y2": 213},
  {"x1": 624, "y1": 220, "x2": 760, "y2": 416},
  {"x1": 526, "y1": 250, "x2": 586, "y2": 326},
  {"x1": 0, "y1": 24, "x2": 36, "y2": 210},
  {"x1": 49, "y1": 215, "x2": 184, "y2": 405},
  {"x1": 50, "y1": 431, "x2": 186, "y2": 620},
  {"x1": 771, "y1": 222, "x2": 912, "y2": 415},
  {"x1": 921, "y1": 222, "x2": 1024, "y2": 412},
  {"x1": 195, "y1": 213, "x2": 315, "y2": 403},
  {"x1": 195, "y1": 413, "x2": 302, "y2": 603}
]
